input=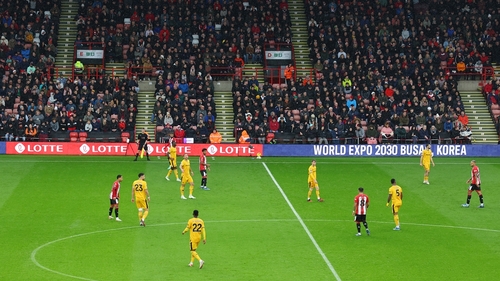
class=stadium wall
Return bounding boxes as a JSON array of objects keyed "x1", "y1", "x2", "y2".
[{"x1": 4, "y1": 142, "x2": 500, "y2": 157}]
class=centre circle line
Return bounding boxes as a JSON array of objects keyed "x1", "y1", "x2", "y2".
[{"x1": 30, "y1": 219, "x2": 500, "y2": 280}]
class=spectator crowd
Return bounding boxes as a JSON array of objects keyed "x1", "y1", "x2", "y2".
[
  {"x1": 231, "y1": 0, "x2": 500, "y2": 144},
  {"x1": 1, "y1": 0, "x2": 500, "y2": 144}
]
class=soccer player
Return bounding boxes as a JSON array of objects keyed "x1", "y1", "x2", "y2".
[
  {"x1": 134, "y1": 128, "x2": 150, "y2": 161},
  {"x1": 180, "y1": 153, "x2": 196, "y2": 199},
  {"x1": 420, "y1": 144, "x2": 435, "y2": 184},
  {"x1": 199, "y1": 148, "x2": 210, "y2": 190},
  {"x1": 131, "y1": 173, "x2": 150, "y2": 226},
  {"x1": 166, "y1": 141, "x2": 181, "y2": 181},
  {"x1": 307, "y1": 160, "x2": 323, "y2": 202},
  {"x1": 109, "y1": 174, "x2": 123, "y2": 221},
  {"x1": 386, "y1": 178, "x2": 403, "y2": 230},
  {"x1": 182, "y1": 210, "x2": 206, "y2": 269},
  {"x1": 462, "y1": 160, "x2": 484, "y2": 208},
  {"x1": 353, "y1": 187, "x2": 370, "y2": 236}
]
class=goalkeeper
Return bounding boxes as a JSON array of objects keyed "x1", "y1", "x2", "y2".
[{"x1": 166, "y1": 141, "x2": 181, "y2": 181}]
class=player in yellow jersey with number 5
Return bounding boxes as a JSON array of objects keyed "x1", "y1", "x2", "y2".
[{"x1": 386, "y1": 178, "x2": 403, "y2": 231}]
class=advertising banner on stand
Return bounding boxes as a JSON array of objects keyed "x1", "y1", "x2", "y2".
[
  {"x1": 262, "y1": 144, "x2": 500, "y2": 157},
  {"x1": 5, "y1": 142, "x2": 263, "y2": 157}
]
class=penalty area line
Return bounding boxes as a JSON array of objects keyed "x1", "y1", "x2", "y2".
[{"x1": 262, "y1": 162, "x2": 342, "y2": 281}]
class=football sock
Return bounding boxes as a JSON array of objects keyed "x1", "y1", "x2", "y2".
[
  {"x1": 189, "y1": 186, "x2": 194, "y2": 196},
  {"x1": 356, "y1": 223, "x2": 361, "y2": 233},
  {"x1": 174, "y1": 170, "x2": 179, "y2": 179},
  {"x1": 201, "y1": 178, "x2": 207, "y2": 187},
  {"x1": 180, "y1": 186, "x2": 185, "y2": 196},
  {"x1": 424, "y1": 176, "x2": 428, "y2": 181},
  {"x1": 394, "y1": 215, "x2": 400, "y2": 227},
  {"x1": 466, "y1": 195, "x2": 471, "y2": 204},
  {"x1": 479, "y1": 195, "x2": 484, "y2": 203},
  {"x1": 115, "y1": 208, "x2": 119, "y2": 218},
  {"x1": 167, "y1": 170, "x2": 172, "y2": 177},
  {"x1": 138, "y1": 211, "x2": 143, "y2": 220},
  {"x1": 109, "y1": 207, "x2": 113, "y2": 216},
  {"x1": 192, "y1": 251, "x2": 201, "y2": 261},
  {"x1": 315, "y1": 190, "x2": 320, "y2": 199},
  {"x1": 307, "y1": 189, "x2": 312, "y2": 198},
  {"x1": 135, "y1": 153, "x2": 139, "y2": 159},
  {"x1": 142, "y1": 210, "x2": 149, "y2": 220},
  {"x1": 363, "y1": 222, "x2": 368, "y2": 229}
]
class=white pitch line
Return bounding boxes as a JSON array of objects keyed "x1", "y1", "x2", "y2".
[
  {"x1": 262, "y1": 162, "x2": 342, "y2": 281},
  {"x1": 31, "y1": 219, "x2": 500, "y2": 280},
  {"x1": 4, "y1": 159, "x2": 497, "y2": 165}
]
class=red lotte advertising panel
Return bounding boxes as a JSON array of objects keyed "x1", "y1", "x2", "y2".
[{"x1": 6, "y1": 142, "x2": 263, "y2": 157}]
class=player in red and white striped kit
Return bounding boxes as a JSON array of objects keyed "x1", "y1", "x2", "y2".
[
  {"x1": 353, "y1": 187, "x2": 370, "y2": 236},
  {"x1": 462, "y1": 160, "x2": 484, "y2": 208},
  {"x1": 199, "y1": 148, "x2": 210, "y2": 191},
  {"x1": 109, "y1": 175, "x2": 123, "y2": 221}
]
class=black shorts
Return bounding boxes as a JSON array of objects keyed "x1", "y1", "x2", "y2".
[
  {"x1": 110, "y1": 198, "x2": 119, "y2": 205},
  {"x1": 354, "y1": 215, "x2": 366, "y2": 222},
  {"x1": 200, "y1": 170, "x2": 207, "y2": 177},
  {"x1": 469, "y1": 184, "x2": 481, "y2": 191},
  {"x1": 138, "y1": 143, "x2": 148, "y2": 151}
]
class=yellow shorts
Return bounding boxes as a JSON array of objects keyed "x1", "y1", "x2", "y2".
[
  {"x1": 169, "y1": 159, "x2": 177, "y2": 169},
  {"x1": 181, "y1": 175, "x2": 194, "y2": 185},
  {"x1": 308, "y1": 180, "x2": 318, "y2": 188},
  {"x1": 392, "y1": 203, "x2": 402, "y2": 213},
  {"x1": 135, "y1": 199, "x2": 149, "y2": 210},
  {"x1": 423, "y1": 163, "x2": 430, "y2": 171},
  {"x1": 190, "y1": 240, "x2": 200, "y2": 251}
]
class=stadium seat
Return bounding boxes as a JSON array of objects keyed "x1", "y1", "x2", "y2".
[
  {"x1": 266, "y1": 132, "x2": 275, "y2": 143},
  {"x1": 70, "y1": 132, "x2": 79, "y2": 142},
  {"x1": 491, "y1": 104, "x2": 500, "y2": 110},
  {"x1": 78, "y1": 132, "x2": 88, "y2": 142},
  {"x1": 4, "y1": 109, "x2": 12, "y2": 115},
  {"x1": 121, "y1": 132, "x2": 130, "y2": 143},
  {"x1": 307, "y1": 104, "x2": 315, "y2": 110},
  {"x1": 116, "y1": 24, "x2": 124, "y2": 31},
  {"x1": 15, "y1": 97, "x2": 20, "y2": 103},
  {"x1": 156, "y1": 126, "x2": 164, "y2": 132}
]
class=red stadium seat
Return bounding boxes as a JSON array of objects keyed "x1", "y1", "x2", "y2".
[
  {"x1": 156, "y1": 126, "x2": 164, "y2": 132},
  {"x1": 78, "y1": 132, "x2": 88, "y2": 142},
  {"x1": 70, "y1": 132, "x2": 79, "y2": 142},
  {"x1": 121, "y1": 132, "x2": 130, "y2": 143}
]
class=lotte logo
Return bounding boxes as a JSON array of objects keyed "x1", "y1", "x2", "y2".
[
  {"x1": 15, "y1": 143, "x2": 26, "y2": 153},
  {"x1": 207, "y1": 145, "x2": 217, "y2": 155},
  {"x1": 80, "y1": 144, "x2": 90, "y2": 154}
]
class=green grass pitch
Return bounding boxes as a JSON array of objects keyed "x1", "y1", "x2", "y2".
[{"x1": 1, "y1": 155, "x2": 499, "y2": 280}]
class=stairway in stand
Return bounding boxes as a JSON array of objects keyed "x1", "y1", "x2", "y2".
[
  {"x1": 55, "y1": 0, "x2": 78, "y2": 77},
  {"x1": 136, "y1": 82, "x2": 157, "y2": 141},
  {"x1": 213, "y1": 81, "x2": 235, "y2": 143},
  {"x1": 287, "y1": 0, "x2": 313, "y2": 79},
  {"x1": 461, "y1": 91, "x2": 498, "y2": 144},
  {"x1": 242, "y1": 64, "x2": 264, "y2": 85}
]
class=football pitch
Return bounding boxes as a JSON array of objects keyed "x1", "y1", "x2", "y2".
[{"x1": 1, "y1": 155, "x2": 499, "y2": 280}]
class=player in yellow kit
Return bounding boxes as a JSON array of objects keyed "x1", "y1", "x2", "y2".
[
  {"x1": 386, "y1": 178, "x2": 403, "y2": 231},
  {"x1": 131, "y1": 173, "x2": 150, "y2": 227},
  {"x1": 420, "y1": 144, "x2": 435, "y2": 184},
  {"x1": 182, "y1": 210, "x2": 206, "y2": 269},
  {"x1": 166, "y1": 141, "x2": 181, "y2": 181},
  {"x1": 180, "y1": 153, "x2": 195, "y2": 200},
  {"x1": 307, "y1": 159, "x2": 323, "y2": 202}
]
